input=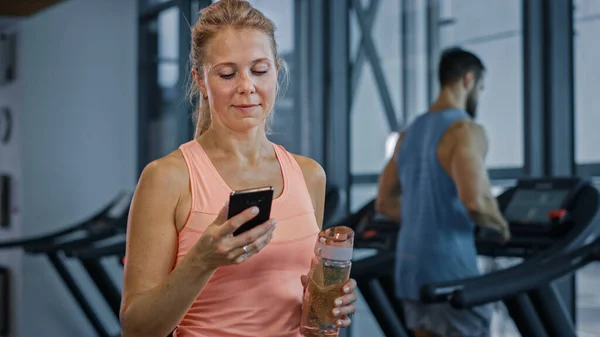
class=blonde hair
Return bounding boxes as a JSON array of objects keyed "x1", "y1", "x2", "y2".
[{"x1": 187, "y1": 0, "x2": 288, "y2": 138}]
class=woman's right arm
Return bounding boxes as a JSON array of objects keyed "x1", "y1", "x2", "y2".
[
  {"x1": 120, "y1": 154, "x2": 277, "y2": 337},
  {"x1": 119, "y1": 155, "x2": 216, "y2": 337}
]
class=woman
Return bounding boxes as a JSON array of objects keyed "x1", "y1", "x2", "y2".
[{"x1": 119, "y1": 1, "x2": 358, "y2": 336}]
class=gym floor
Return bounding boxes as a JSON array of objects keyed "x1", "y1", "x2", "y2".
[{"x1": 351, "y1": 258, "x2": 600, "y2": 337}]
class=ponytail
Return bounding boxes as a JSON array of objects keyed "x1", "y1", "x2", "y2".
[{"x1": 194, "y1": 95, "x2": 211, "y2": 137}]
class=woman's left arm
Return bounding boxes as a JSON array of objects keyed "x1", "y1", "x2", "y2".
[{"x1": 294, "y1": 155, "x2": 358, "y2": 329}]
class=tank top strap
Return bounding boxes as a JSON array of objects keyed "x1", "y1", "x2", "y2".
[
  {"x1": 271, "y1": 144, "x2": 316, "y2": 214},
  {"x1": 272, "y1": 144, "x2": 303, "y2": 180},
  {"x1": 179, "y1": 140, "x2": 230, "y2": 214}
]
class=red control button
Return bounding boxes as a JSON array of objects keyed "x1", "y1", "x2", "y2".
[
  {"x1": 548, "y1": 209, "x2": 566, "y2": 219},
  {"x1": 362, "y1": 229, "x2": 378, "y2": 238}
]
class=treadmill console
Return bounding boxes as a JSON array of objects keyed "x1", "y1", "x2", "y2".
[
  {"x1": 501, "y1": 178, "x2": 583, "y2": 236},
  {"x1": 477, "y1": 177, "x2": 592, "y2": 258},
  {"x1": 504, "y1": 189, "x2": 568, "y2": 224}
]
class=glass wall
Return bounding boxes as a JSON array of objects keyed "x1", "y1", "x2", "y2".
[
  {"x1": 139, "y1": 6, "x2": 186, "y2": 165},
  {"x1": 573, "y1": 2, "x2": 600, "y2": 335},
  {"x1": 349, "y1": 0, "x2": 406, "y2": 211},
  {"x1": 574, "y1": 0, "x2": 600, "y2": 167},
  {"x1": 349, "y1": 0, "x2": 524, "y2": 211},
  {"x1": 350, "y1": 0, "x2": 403, "y2": 176},
  {"x1": 438, "y1": 0, "x2": 523, "y2": 169},
  {"x1": 348, "y1": 0, "x2": 431, "y2": 211}
]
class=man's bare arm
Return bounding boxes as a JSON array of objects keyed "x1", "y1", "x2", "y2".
[
  {"x1": 447, "y1": 122, "x2": 510, "y2": 241},
  {"x1": 375, "y1": 133, "x2": 404, "y2": 222}
]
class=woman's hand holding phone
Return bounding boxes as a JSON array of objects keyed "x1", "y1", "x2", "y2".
[{"x1": 191, "y1": 203, "x2": 277, "y2": 270}]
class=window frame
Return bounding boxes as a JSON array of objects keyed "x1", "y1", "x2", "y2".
[
  {"x1": 573, "y1": 6, "x2": 600, "y2": 176},
  {"x1": 136, "y1": 0, "x2": 203, "y2": 175}
]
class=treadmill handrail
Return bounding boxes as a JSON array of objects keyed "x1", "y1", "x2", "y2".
[
  {"x1": 421, "y1": 183, "x2": 600, "y2": 303},
  {"x1": 0, "y1": 191, "x2": 128, "y2": 249},
  {"x1": 351, "y1": 251, "x2": 395, "y2": 281},
  {"x1": 450, "y1": 237, "x2": 600, "y2": 309},
  {"x1": 26, "y1": 228, "x2": 125, "y2": 254},
  {"x1": 420, "y1": 226, "x2": 587, "y2": 303},
  {"x1": 65, "y1": 239, "x2": 126, "y2": 260}
]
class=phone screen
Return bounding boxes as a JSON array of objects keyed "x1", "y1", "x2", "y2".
[{"x1": 228, "y1": 186, "x2": 274, "y2": 236}]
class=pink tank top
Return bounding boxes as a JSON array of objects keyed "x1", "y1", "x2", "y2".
[{"x1": 173, "y1": 140, "x2": 320, "y2": 337}]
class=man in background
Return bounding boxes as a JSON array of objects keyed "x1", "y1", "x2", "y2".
[{"x1": 375, "y1": 47, "x2": 510, "y2": 337}]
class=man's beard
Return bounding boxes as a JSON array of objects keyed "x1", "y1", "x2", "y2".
[{"x1": 466, "y1": 92, "x2": 478, "y2": 119}]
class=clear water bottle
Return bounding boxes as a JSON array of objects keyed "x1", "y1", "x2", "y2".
[{"x1": 300, "y1": 226, "x2": 354, "y2": 337}]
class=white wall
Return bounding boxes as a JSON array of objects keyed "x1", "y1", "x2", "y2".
[{"x1": 16, "y1": 0, "x2": 137, "y2": 335}]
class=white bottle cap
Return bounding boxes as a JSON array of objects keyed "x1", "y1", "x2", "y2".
[{"x1": 315, "y1": 241, "x2": 353, "y2": 261}]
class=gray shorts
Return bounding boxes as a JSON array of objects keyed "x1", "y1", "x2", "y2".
[{"x1": 402, "y1": 300, "x2": 492, "y2": 337}]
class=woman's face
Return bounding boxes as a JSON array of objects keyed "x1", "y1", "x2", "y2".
[{"x1": 197, "y1": 27, "x2": 278, "y2": 133}]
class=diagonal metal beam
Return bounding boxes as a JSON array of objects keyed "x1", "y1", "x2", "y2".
[
  {"x1": 353, "y1": 0, "x2": 399, "y2": 131},
  {"x1": 351, "y1": 0, "x2": 381, "y2": 96}
]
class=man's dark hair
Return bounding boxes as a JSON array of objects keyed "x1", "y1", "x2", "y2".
[{"x1": 438, "y1": 47, "x2": 485, "y2": 86}]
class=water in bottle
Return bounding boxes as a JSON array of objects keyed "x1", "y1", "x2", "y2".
[{"x1": 300, "y1": 226, "x2": 354, "y2": 337}]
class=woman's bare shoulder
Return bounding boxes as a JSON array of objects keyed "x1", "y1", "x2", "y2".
[
  {"x1": 290, "y1": 154, "x2": 326, "y2": 190},
  {"x1": 138, "y1": 150, "x2": 189, "y2": 197}
]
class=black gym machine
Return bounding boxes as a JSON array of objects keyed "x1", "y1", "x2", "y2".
[
  {"x1": 421, "y1": 177, "x2": 600, "y2": 337},
  {"x1": 336, "y1": 177, "x2": 600, "y2": 337},
  {"x1": 0, "y1": 191, "x2": 131, "y2": 337}
]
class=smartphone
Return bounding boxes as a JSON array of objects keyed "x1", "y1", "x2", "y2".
[{"x1": 228, "y1": 186, "x2": 274, "y2": 236}]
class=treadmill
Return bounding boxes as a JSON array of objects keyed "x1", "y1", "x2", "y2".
[
  {"x1": 337, "y1": 199, "x2": 410, "y2": 337},
  {"x1": 62, "y1": 232, "x2": 128, "y2": 317},
  {"x1": 31, "y1": 224, "x2": 128, "y2": 321},
  {"x1": 421, "y1": 177, "x2": 600, "y2": 337},
  {"x1": 449, "y1": 237, "x2": 600, "y2": 337},
  {"x1": 0, "y1": 191, "x2": 131, "y2": 337}
]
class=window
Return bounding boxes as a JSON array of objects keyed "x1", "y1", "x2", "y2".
[
  {"x1": 246, "y1": 0, "x2": 294, "y2": 55},
  {"x1": 438, "y1": 0, "x2": 523, "y2": 169},
  {"x1": 350, "y1": 0, "x2": 404, "y2": 175},
  {"x1": 138, "y1": 4, "x2": 191, "y2": 170},
  {"x1": 212, "y1": 0, "x2": 295, "y2": 54},
  {"x1": 143, "y1": 7, "x2": 181, "y2": 162},
  {"x1": 574, "y1": 0, "x2": 600, "y2": 165},
  {"x1": 349, "y1": 0, "x2": 431, "y2": 211},
  {"x1": 157, "y1": 7, "x2": 179, "y2": 89},
  {"x1": 574, "y1": 3, "x2": 600, "y2": 334}
]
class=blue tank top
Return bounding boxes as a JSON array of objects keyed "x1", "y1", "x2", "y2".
[{"x1": 394, "y1": 109, "x2": 480, "y2": 301}]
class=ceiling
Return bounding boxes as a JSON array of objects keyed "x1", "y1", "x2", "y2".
[{"x1": 0, "y1": 0, "x2": 64, "y2": 17}]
